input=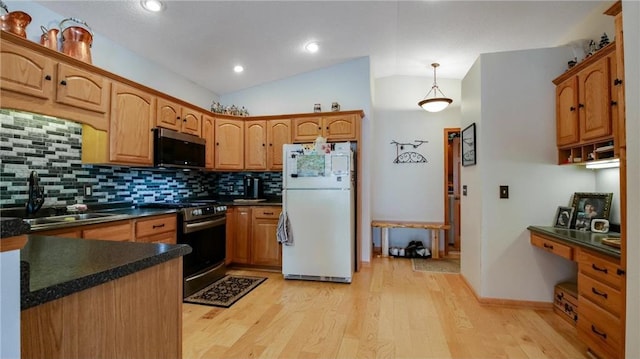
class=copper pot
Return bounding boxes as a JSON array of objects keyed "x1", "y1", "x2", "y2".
[
  {"x1": 39, "y1": 26, "x2": 59, "y2": 51},
  {"x1": 0, "y1": 11, "x2": 32, "y2": 38},
  {"x1": 60, "y1": 18, "x2": 93, "y2": 64}
]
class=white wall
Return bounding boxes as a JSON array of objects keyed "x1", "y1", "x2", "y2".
[
  {"x1": 7, "y1": 1, "x2": 217, "y2": 109},
  {"x1": 461, "y1": 47, "x2": 596, "y2": 301},
  {"x1": 0, "y1": 250, "x2": 20, "y2": 359},
  {"x1": 221, "y1": 57, "x2": 374, "y2": 263},
  {"x1": 595, "y1": 168, "x2": 621, "y2": 224},
  {"x1": 371, "y1": 76, "x2": 460, "y2": 251},
  {"x1": 622, "y1": 1, "x2": 639, "y2": 357}
]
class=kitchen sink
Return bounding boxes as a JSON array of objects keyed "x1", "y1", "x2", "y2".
[{"x1": 23, "y1": 212, "x2": 117, "y2": 226}]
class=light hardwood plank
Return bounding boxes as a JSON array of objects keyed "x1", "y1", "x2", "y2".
[{"x1": 183, "y1": 257, "x2": 587, "y2": 359}]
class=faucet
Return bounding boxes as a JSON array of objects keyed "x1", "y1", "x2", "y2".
[{"x1": 25, "y1": 171, "x2": 45, "y2": 215}]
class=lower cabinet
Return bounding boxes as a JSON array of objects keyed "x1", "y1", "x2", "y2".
[
  {"x1": 228, "y1": 206, "x2": 282, "y2": 268},
  {"x1": 35, "y1": 214, "x2": 177, "y2": 244}
]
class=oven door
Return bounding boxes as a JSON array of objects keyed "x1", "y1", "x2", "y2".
[{"x1": 179, "y1": 215, "x2": 226, "y2": 281}]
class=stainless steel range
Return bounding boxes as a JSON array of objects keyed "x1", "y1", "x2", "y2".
[{"x1": 141, "y1": 200, "x2": 227, "y2": 297}]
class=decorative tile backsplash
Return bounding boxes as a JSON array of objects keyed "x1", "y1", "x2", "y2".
[{"x1": 0, "y1": 109, "x2": 282, "y2": 208}]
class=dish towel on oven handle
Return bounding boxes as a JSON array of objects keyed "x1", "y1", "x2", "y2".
[{"x1": 277, "y1": 210, "x2": 293, "y2": 245}]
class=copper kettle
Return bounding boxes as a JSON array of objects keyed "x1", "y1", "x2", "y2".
[
  {"x1": 0, "y1": 6, "x2": 32, "y2": 38},
  {"x1": 40, "y1": 25, "x2": 59, "y2": 51},
  {"x1": 60, "y1": 17, "x2": 93, "y2": 64}
]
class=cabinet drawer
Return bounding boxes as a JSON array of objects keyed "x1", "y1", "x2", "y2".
[
  {"x1": 578, "y1": 273, "x2": 622, "y2": 317},
  {"x1": 252, "y1": 207, "x2": 281, "y2": 219},
  {"x1": 530, "y1": 233, "x2": 573, "y2": 260},
  {"x1": 576, "y1": 250, "x2": 623, "y2": 289},
  {"x1": 136, "y1": 215, "x2": 177, "y2": 238},
  {"x1": 577, "y1": 297, "x2": 621, "y2": 359}
]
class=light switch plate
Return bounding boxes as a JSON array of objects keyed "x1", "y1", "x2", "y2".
[
  {"x1": 500, "y1": 185, "x2": 509, "y2": 199},
  {"x1": 84, "y1": 185, "x2": 92, "y2": 196},
  {"x1": 463, "y1": 185, "x2": 467, "y2": 196}
]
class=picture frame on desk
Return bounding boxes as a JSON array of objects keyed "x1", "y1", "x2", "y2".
[
  {"x1": 554, "y1": 206, "x2": 574, "y2": 229},
  {"x1": 570, "y1": 192, "x2": 613, "y2": 230}
]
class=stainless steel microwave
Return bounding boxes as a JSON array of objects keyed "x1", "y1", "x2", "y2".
[{"x1": 153, "y1": 128, "x2": 206, "y2": 169}]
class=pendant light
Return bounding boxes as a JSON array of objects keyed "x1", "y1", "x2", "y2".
[{"x1": 418, "y1": 63, "x2": 452, "y2": 112}]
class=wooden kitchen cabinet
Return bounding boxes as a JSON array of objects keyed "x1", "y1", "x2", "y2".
[
  {"x1": 214, "y1": 117, "x2": 244, "y2": 170},
  {"x1": 251, "y1": 207, "x2": 282, "y2": 266},
  {"x1": 202, "y1": 114, "x2": 216, "y2": 169},
  {"x1": 108, "y1": 82, "x2": 155, "y2": 166},
  {"x1": 292, "y1": 113, "x2": 358, "y2": 142},
  {"x1": 0, "y1": 36, "x2": 110, "y2": 131},
  {"x1": 231, "y1": 206, "x2": 252, "y2": 264},
  {"x1": 135, "y1": 214, "x2": 177, "y2": 244},
  {"x1": 37, "y1": 227, "x2": 82, "y2": 238},
  {"x1": 156, "y1": 97, "x2": 202, "y2": 137},
  {"x1": 244, "y1": 119, "x2": 291, "y2": 171},
  {"x1": 530, "y1": 233, "x2": 573, "y2": 260},
  {"x1": 553, "y1": 43, "x2": 616, "y2": 165},
  {"x1": 83, "y1": 221, "x2": 132, "y2": 241},
  {"x1": 245, "y1": 120, "x2": 268, "y2": 170}
]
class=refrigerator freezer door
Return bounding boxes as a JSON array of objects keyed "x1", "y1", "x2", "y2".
[{"x1": 282, "y1": 188, "x2": 354, "y2": 282}]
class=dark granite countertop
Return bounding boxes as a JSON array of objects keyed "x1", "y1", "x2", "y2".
[
  {"x1": 527, "y1": 225, "x2": 621, "y2": 258},
  {"x1": 20, "y1": 235, "x2": 191, "y2": 310},
  {"x1": 1, "y1": 217, "x2": 31, "y2": 238}
]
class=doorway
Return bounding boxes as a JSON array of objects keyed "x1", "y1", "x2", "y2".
[{"x1": 443, "y1": 128, "x2": 461, "y2": 257}]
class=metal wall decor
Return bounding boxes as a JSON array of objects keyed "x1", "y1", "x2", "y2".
[{"x1": 390, "y1": 140, "x2": 428, "y2": 164}]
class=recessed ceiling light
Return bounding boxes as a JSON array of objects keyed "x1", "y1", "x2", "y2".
[
  {"x1": 233, "y1": 65, "x2": 244, "y2": 73},
  {"x1": 141, "y1": 0, "x2": 164, "y2": 12},
  {"x1": 305, "y1": 42, "x2": 319, "y2": 53}
]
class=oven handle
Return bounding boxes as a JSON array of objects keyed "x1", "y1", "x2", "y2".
[{"x1": 183, "y1": 216, "x2": 226, "y2": 234}]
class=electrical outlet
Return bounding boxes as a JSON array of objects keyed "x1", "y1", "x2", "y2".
[
  {"x1": 84, "y1": 185, "x2": 92, "y2": 196},
  {"x1": 229, "y1": 185, "x2": 234, "y2": 192}
]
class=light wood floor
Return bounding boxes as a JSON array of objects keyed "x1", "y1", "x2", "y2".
[{"x1": 182, "y1": 257, "x2": 587, "y2": 359}]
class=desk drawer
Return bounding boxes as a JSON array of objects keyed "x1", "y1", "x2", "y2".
[
  {"x1": 577, "y1": 297, "x2": 621, "y2": 359},
  {"x1": 578, "y1": 273, "x2": 622, "y2": 317},
  {"x1": 577, "y1": 250, "x2": 623, "y2": 289},
  {"x1": 530, "y1": 233, "x2": 573, "y2": 260}
]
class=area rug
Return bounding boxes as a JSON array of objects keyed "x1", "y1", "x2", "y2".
[
  {"x1": 184, "y1": 275, "x2": 266, "y2": 308},
  {"x1": 411, "y1": 258, "x2": 460, "y2": 274}
]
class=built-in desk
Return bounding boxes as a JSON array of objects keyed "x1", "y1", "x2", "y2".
[{"x1": 528, "y1": 226, "x2": 624, "y2": 359}]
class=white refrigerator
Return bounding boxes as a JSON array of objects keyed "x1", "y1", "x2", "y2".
[{"x1": 281, "y1": 142, "x2": 355, "y2": 283}]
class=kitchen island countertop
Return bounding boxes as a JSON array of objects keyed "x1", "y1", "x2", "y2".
[{"x1": 20, "y1": 235, "x2": 191, "y2": 310}]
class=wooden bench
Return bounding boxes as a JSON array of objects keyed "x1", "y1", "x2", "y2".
[{"x1": 371, "y1": 220, "x2": 450, "y2": 259}]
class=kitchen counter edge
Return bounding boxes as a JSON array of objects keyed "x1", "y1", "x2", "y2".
[
  {"x1": 527, "y1": 225, "x2": 621, "y2": 258},
  {"x1": 20, "y1": 235, "x2": 191, "y2": 310}
]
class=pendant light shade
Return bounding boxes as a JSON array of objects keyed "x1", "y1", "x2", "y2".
[{"x1": 418, "y1": 63, "x2": 452, "y2": 112}]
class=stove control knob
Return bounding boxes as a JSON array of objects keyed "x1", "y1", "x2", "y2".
[{"x1": 193, "y1": 209, "x2": 202, "y2": 216}]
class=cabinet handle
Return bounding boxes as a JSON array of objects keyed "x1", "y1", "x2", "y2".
[
  {"x1": 264, "y1": 212, "x2": 274, "y2": 215},
  {"x1": 60, "y1": 80, "x2": 67, "y2": 86},
  {"x1": 318, "y1": 127, "x2": 322, "y2": 130},
  {"x1": 569, "y1": 106, "x2": 576, "y2": 112},
  {"x1": 578, "y1": 103, "x2": 585, "y2": 109},
  {"x1": 591, "y1": 325, "x2": 607, "y2": 339},
  {"x1": 262, "y1": 143, "x2": 265, "y2": 147},
  {"x1": 617, "y1": 268, "x2": 626, "y2": 276},
  {"x1": 591, "y1": 287, "x2": 608, "y2": 299},
  {"x1": 44, "y1": 75, "x2": 52, "y2": 81},
  {"x1": 216, "y1": 142, "x2": 219, "y2": 146},
  {"x1": 611, "y1": 101, "x2": 618, "y2": 106},
  {"x1": 591, "y1": 264, "x2": 608, "y2": 274},
  {"x1": 614, "y1": 78, "x2": 623, "y2": 86},
  {"x1": 152, "y1": 224, "x2": 165, "y2": 229},
  {"x1": 269, "y1": 143, "x2": 273, "y2": 147},
  {"x1": 543, "y1": 243, "x2": 554, "y2": 250}
]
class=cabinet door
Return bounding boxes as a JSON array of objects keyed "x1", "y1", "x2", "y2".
[
  {"x1": 82, "y1": 221, "x2": 132, "y2": 241},
  {"x1": 233, "y1": 207, "x2": 252, "y2": 264},
  {"x1": 214, "y1": 118, "x2": 244, "y2": 170},
  {"x1": 110, "y1": 82, "x2": 155, "y2": 165},
  {"x1": 55, "y1": 62, "x2": 110, "y2": 114},
  {"x1": 251, "y1": 207, "x2": 282, "y2": 267},
  {"x1": 556, "y1": 77, "x2": 580, "y2": 146},
  {"x1": 292, "y1": 117, "x2": 322, "y2": 142},
  {"x1": 245, "y1": 120, "x2": 267, "y2": 170},
  {"x1": 578, "y1": 59, "x2": 612, "y2": 141},
  {"x1": 267, "y1": 119, "x2": 291, "y2": 170},
  {"x1": 181, "y1": 108, "x2": 202, "y2": 137},
  {"x1": 135, "y1": 214, "x2": 176, "y2": 239},
  {"x1": 225, "y1": 207, "x2": 236, "y2": 265},
  {"x1": 156, "y1": 97, "x2": 181, "y2": 131},
  {"x1": 202, "y1": 114, "x2": 215, "y2": 169},
  {"x1": 323, "y1": 114, "x2": 357, "y2": 141},
  {"x1": 0, "y1": 41, "x2": 53, "y2": 99}
]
